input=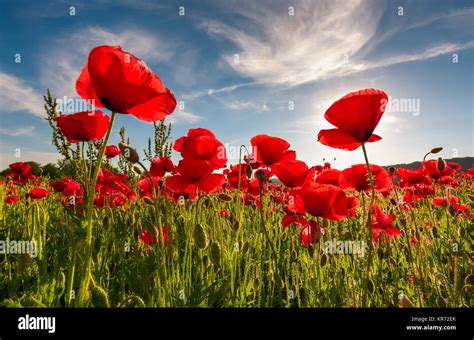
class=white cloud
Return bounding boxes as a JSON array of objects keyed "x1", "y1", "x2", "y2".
[
  {"x1": 201, "y1": 1, "x2": 474, "y2": 87},
  {"x1": 41, "y1": 26, "x2": 173, "y2": 99},
  {"x1": 225, "y1": 100, "x2": 269, "y2": 112},
  {"x1": 0, "y1": 126, "x2": 35, "y2": 137},
  {"x1": 0, "y1": 151, "x2": 61, "y2": 169},
  {"x1": 181, "y1": 82, "x2": 257, "y2": 101},
  {"x1": 360, "y1": 7, "x2": 474, "y2": 56},
  {"x1": 200, "y1": 0, "x2": 385, "y2": 86},
  {"x1": 0, "y1": 72, "x2": 45, "y2": 118},
  {"x1": 166, "y1": 110, "x2": 203, "y2": 125}
]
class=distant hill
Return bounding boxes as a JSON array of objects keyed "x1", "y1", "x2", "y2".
[{"x1": 385, "y1": 157, "x2": 473, "y2": 172}]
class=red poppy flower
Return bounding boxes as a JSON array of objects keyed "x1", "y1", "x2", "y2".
[
  {"x1": 138, "y1": 176, "x2": 166, "y2": 198},
  {"x1": 370, "y1": 205, "x2": 402, "y2": 243},
  {"x1": 8, "y1": 162, "x2": 35, "y2": 184},
  {"x1": 139, "y1": 229, "x2": 157, "y2": 247},
  {"x1": 272, "y1": 160, "x2": 315, "y2": 188},
  {"x1": 315, "y1": 168, "x2": 341, "y2": 186},
  {"x1": 339, "y1": 164, "x2": 392, "y2": 192},
  {"x1": 281, "y1": 213, "x2": 308, "y2": 228},
  {"x1": 403, "y1": 184, "x2": 434, "y2": 204},
  {"x1": 347, "y1": 196, "x2": 359, "y2": 217},
  {"x1": 244, "y1": 154, "x2": 262, "y2": 169},
  {"x1": 105, "y1": 145, "x2": 121, "y2": 159},
  {"x1": 9, "y1": 162, "x2": 32, "y2": 177},
  {"x1": 166, "y1": 159, "x2": 225, "y2": 194},
  {"x1": 396, "y1": 167, "x2": 431, "y2": 187},
  {"x1": 422, "y1": 160, "x2": 455, "y2": 179},
  {"x1": 51, "y1": 177, "x2": 83, "y2": 197},
  {"x1": 5, "y1": 196, "x2": 20, "y2": 204},
  {"x1": 289, "y1": 183, "x2": 349, "y2": 221},
  {"x1": 56, "y1": 110, "x2": 110, "y2": 143},
  {"x1": 173, "y1": 128, "x2": 227, "y2": 169},
  {"x1": 150, "y1": 157, "x2": 175, "y2": 178},
  {"x1": 447, "y1": 162, "x2": 461, "y2": 171},
  {"x1": 300, "y1": 220, "x2": 321, "y2": 245},
  {"x1": 250, "y1": 134, "x2": 296, "y2": 167},
  {"x1": 29, "y1": 188, "x2": 49, "y2": 199},
  {"x1": 225, "y1": 164, "x2": 249, "y2": 189},
  {"x1": 93, "y1": 168, "x2": 135, "y2": 207},
  {"x1": 76, "y1": 45, "x2": 176, "y2": 122},
  {"x1": 432, "y1": 195, "x2": 458, "y2": 207},
  {"x1": 219, "y1": 209, "x2": 229, "y2": 218},
  {"x1": 318, "y1": 88, "x2": 388, "y2": 150},
  {"x1": 431, "y1": 195, "x2": 470, "y2": 215}
]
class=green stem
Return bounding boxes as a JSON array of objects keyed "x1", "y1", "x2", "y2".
[
  {"x1": 361, "y1": 143, "x2": 375, "y2": 306},
  {"x1": 362, "y1": 144, "x2": 375, "y2": 230},
  {"x1": 258, "y1": 181, "x2": 279, "y2": 280},
  {"x1": 78, "y1": 111, "x2": 116, "y2": 307}
]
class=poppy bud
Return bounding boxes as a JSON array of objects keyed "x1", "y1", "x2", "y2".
[
  {"x1": 399, "y1": 295, "x2": 415, "y2": 308},
  {"x1": 118, "y1": 142, "x2": 139, "y2": 163},
  {"x1": 241, "y1": 241, "x2": 249, "y2": 254},
  {"x1": 256, "y1": 169, "x2": 266, "y2": 182},
  {"x1": 218, "y1": 193, "x2": 232, "y2": 202},
  {"x1": 389, "y1": 166, "x2": 395, "y2": 174},
  {"x1": 430, "y1": 147, "x2": 443, "y2": 154},
  {"x1": 133, "y1": 165, "x2": 142, "y2": 174},
  {"x1": 143, "y1": 196, "x2": 154, "y2": 205},
  {"x1": 436, "y1": 157, "x2": 446, "y2": 173},
  {"x1": 210, "y1": 242, "x2": 222, "y2": 267},
  {"x1": 465, "y1": 274, "x2": 474, "y2": 286},
  {"x1": 246, "y1": 163, "x2": 253, "y2": 179},
  {"x1": 193, "y1": 224, "x2": 209, "y2": 250},
  {"x1": 91, "y1": 286, "x2": 110, "y2": 307}
]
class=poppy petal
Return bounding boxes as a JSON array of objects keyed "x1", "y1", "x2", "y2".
[
  {"x1": 195, "y1": 174, "x2": 225, "y2": 193},
  {"x1": 317, "y1": 129, "x2": 362, "y2": 151}
]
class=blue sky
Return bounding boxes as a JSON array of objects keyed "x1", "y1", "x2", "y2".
[{"x1": 0, "y1": 0, "x2": 473, "y2": 169}]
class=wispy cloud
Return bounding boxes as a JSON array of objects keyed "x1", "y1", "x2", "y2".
[
  {"x1": 200, "y1": 0, "x2": 385, "y2": 86},
  {"x1": 41, "y1": 26, "x2": 173, "y2": 99},
  {"x1": 166, "y1": 110, "x2": 203, "y2": 125},
  {"x1": 0, "y1": 72, "x2": 45, "y2": 118},
  {"x1": 200, "y1": 1, "x2": 474, "y2": 87},
  {"x1": 0, "y1": 126, "x2": 35, "y2": 137},
  {"x1": 18, "y1": 0, "x2": 166, "y2": 18},
  {"x1": 367, "y1": 41, "x2": 474, "y2": 70},
  {"x1": 224, "y1": 100, "x2": 269, "y2": 113},
  {"x1": 181, "y1": 81, "x2": 257, "y2": 101},
  {"x1": 360, "y1": 7, "x2": 474, "y2": 55}
]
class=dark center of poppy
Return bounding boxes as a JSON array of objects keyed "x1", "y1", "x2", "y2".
[
  {"x1": 99, "y1": 96, "x2": 115, "y2": 111},
  {"x1": 363, "y1": 129, "x2": 373, "y2": 141}
]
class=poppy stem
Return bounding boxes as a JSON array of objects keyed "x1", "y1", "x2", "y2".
[
  {"x1": 361, "y1": 143, "x2": 375, "y2": 306},
  {"x1": 361, "y1": 144, "x2": 375, "y2": 231},
  {"x1": 137, "y1": 161, "x2": 162, "y2": 244},
  {"x1": 78, "y1": 111, "x2": 117, "y2": 307},
  {"x1": 258, "y1": 179, "x2": 279, "y2": 283}
]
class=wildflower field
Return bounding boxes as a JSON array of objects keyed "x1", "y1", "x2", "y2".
[{"x1": 0, "y1": 45, "x2": 473, "y2": 309}]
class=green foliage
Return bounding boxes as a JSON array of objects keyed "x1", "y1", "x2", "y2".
[
  {"x1": 144, "y1": 118, "x2": 172, "y2": 161},
  {"x1": 44, "y1": 89, "x2": 71, "y2": 162},
  {"x1": 42, "y1": 163, "x2": 62, "y2": 180},
  {"x1": 1, "y1": 179, "x2": 472, "y2": 307},
  {"x1": 44, "y1": 89, "x2": 85, "y2": 178},
  {"x1": 117, "y1": 127, "x2": 135, "y2": 179}
]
